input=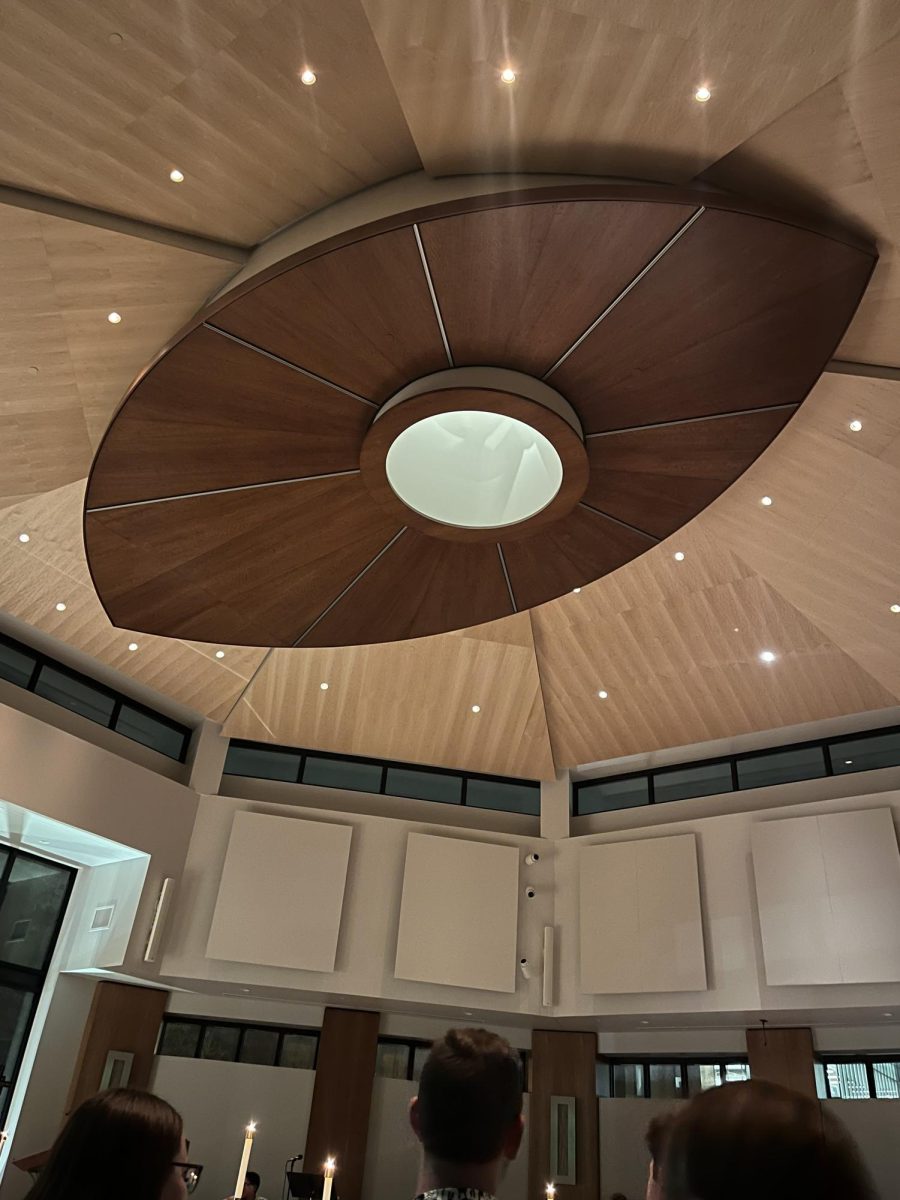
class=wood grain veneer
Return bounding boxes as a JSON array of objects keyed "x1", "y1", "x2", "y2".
[
  {"x1": 528, "y1": 1030, "x2": 599, "y2": 1200},
  {"x1": 746, "y1": 1027, "x2": 817, "y2": 1099}
]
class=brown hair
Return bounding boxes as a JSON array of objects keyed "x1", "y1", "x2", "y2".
[
  {"x1": 646, "y1": 1111, "x2": 676, "y2": 1180},
  {"x1": 416, "y1": 1028, "x2": 523, "y2": 1164},
  {"x1": 25, "y1": 1088, "x2": 183, "y2": 1200},
  {"x1": 662, "y1": 1080, "x2": 876, "y2": 1200}
]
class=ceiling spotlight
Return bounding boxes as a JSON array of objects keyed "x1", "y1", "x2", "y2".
[
  {"x1": 884, "y1": 1012, "x2": 894, "y2": 1018},
  {"x1": 849, "y1": 419, "x2": 863, "y2": 432},
  {"x1": 500, "y1": 67, "x2": 517, "y2": 83},
  {"x1": 844, "y1": 760, "x2": 853, "y2": 765},
  {"x1": 694, "y1": 85, "x2": 711, "y2": 102},
  {"x1": 761, "y1": 495, "x2": 773, "y2": 507},
  {"x1": 572, "y1": 587, "x2": 581, "y2": 594},
  {"x1": 17, "y1": 533, "x2": 29, "y2": 544},
  {"x1": 300, "y1": 68, "x2": 317, "y2": 86},
  {"x1": 597, "y1": 690, "x2": 609, "y2": 699},
  {"x1": 890, "y1": 604, "x2": 900, "y2": 614},
  {"x1": 733, "y1": 627, "x2": 740, "y2": 633},
  {"x1": 55, "y1": 602, "x2": 67, "y2": 612},
  {"x1": 215, "y1": 650, "x2": 225, "y2": 659},
  {"x1": 759, "y1": 650, "x2": 777, "y2": 663},
  {"x1": 674, "y1": 551, "x2": 685, "y2": 561},
  {"x1": 471, "y1": 704, "x2": 481, "y2": 713},
  {"x1": 320, "y1": 682, "x2": 329, "y2": 690},
  {"x1": 107, "y1": 311, "x2": 122, "y2": 324},
  {"x1": 127, "y1": 642, "x2": 139, "y2": 652},
  {"x1": 169, "y1": 168, "x2": 184, "y2": 183}
]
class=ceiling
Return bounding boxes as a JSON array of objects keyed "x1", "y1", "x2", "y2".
[{"x1": 1, "y1": 0, "x2": 899, "y2": 780}]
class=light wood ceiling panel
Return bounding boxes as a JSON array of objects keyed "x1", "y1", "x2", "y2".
[
  {"x1": 0, "y1": 0, "x2": 418, "y2": 245},
  {"x1": 224, "y1": 615, "x2": 556, "y2": 779},
  {"x1": 359, "y1": 0, "x2": 900, "y2": 181}
]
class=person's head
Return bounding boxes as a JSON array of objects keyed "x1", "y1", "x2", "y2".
[
  {"x1": 661, "y1": 1080, "x2": 876, "y2": 1200},
  {"x1": 645, "y1": 1112, "x2": 675, "y2": 1200},
  {"x1": 410, "y1": 1028, "x2": 524, "y2": 1180},
  {"x1": 25, "y1": 1088, "x2": 192, "y2": 1200},
  {"x1": 242, "y1": 1172, "x2": 261, "y2": 1199}
]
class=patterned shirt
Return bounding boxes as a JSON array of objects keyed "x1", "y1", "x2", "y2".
[{"x1": 415, "y1": 1191, "x2": 496, "y2": 1200}]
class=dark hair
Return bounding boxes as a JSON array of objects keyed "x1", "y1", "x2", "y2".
[
  {"x1": 646, "y1": 1112, "x2": 675, "y2": 1180},
  {"x1": 246, "y1": 1172, "x2": 261, "y2": 1190},
  {"x1": 417, "y1": 1028, "x2": 523, "y2": 1164},
  {"x1": 662, "y1": 1080, "x2": 877, "y2": 1200},
  {"x1": 25, "y1": 1088, "x2": 183, "y2": 1200}
]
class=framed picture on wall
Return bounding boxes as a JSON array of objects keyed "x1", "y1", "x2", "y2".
[{"x1": 100, "y1": 1050, "x2": 134, "y2": 1091}]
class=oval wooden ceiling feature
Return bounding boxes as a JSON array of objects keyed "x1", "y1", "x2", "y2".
[
  {"x1": 209, "y1": 226, "x2": 448, "y2": 400},
  {"x1": 550, "y1": 207, "x2": 874, "y2": 433},
  {"x1": 84, "y1": 475, "x2": 403, "y2": 647},
  {"x1": 84, "y1": 182, "x2": 875, "y2": 648},
  {"x1": 417, "y1": 199, "x2": 696, "y2": 375},
  {"x1": 583, "y1": 407, "x2": 798, "y2": 539},
  {"x1": 86, "y1": 327, "x2": 374, "y2": 508},
  {"x1": 299, "y1": 532, "x2": 514, "y2": 647}
]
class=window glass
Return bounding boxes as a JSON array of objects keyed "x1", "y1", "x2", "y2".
[
  {"x1": 596, "y1": 1061, "x2": 612, "y2": 1098},
  {"x1": 412, "y1": 1044, "x2": 431, "y2": 1083},
  {"x1": 653, "y1": 761, "x2": 732, "y2": 804},
  {"x1": 200, "y1": 1024, "x2": 241, "y2": 1062},
  {"x1": 0, "y1": 985, "x2": 35, "y2": 1091},
  {"x1": 158, "y1": 1021, "x2": 202, "y2": 1058},
  {"x1": 825, "y1": 1062, "x2": 870, "y2": 1099},
  {"x1": 722, "y1": 1063, "x2": 751, "y2": 1085},
  {"x1": 115, "y1": 704, "x2": 187, "y2": 760},
  {"x1": 302, "y1": 756, "x2": 382, "y2": 793},
  {"x1": 576, "y1": 776, "x2": 650, "y2": 815},
  {"x1": 814, "y1": 1061, "x2": 828, "y2": 1099},
  {"x1": 239, "y1": 1027, "x2": 279, "y2": 1067},
  {"x1": 465, "y1": 778, "x2": 540, "y2": 815},
  {"x1": 385, "y1": 767, "x2": 462, "y2": 805},
  {"x1": 280, "y1": 1033, "x2": 317, "y2": 1070},
  {"x1": 0, "y1": 641, "x2": 36, "y2": 688},
  {"x1": 649, "y1": 1063, "x2": 683, "y2": 1098},
  {"x1": 687, "y1": 1063, "x2": 723, "y2": 1092},
  {"x1": 34, "y1": 665, "x2": 115, "y2": 726},
  {"x1": 736, "y1": 745, "x2": 826, "y2": 790},
  {"x1": 612, "y1": 1063, "x2": 645, "y2": 1097},
  {"x1": 830, "y1": 731, "x2": 900, "y2": 775},
  {"x1": 375, "y1": 1041, "x2": 411, "y2": 1080},
  {"x1": 873, "y1": 1062, "x2": 900, "y2": 1099},
  {"x1": 0, "y1": 858, "x2": 71, "y2": 970},
  {"x1": 223, "y1": 744, "x2": 301, "y2": 782}
]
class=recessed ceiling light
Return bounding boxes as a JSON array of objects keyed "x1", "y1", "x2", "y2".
[
  {"x1": 597, "y1": 690, "x2": 608, "y2": 699},
  {"x1": 500, "y1": 67, "x2": 517, "y2": 83},
  {"x1": 572, "y1": 587, "x2": 581, "y2": 594},
  {"x1": 849, "y1": 419, "x2": 863, "y2": 432},
  {"x1": 26, "y1": 366, "x2": 39, "y2": 376},
  {"x1": 17, "y1": 533, "x2": 29, "y2": 544},
  {"x1": 108, "y1": 32, "x2": 124, "y2": 45},
  {"x1": 215, "y1": 650, "x2": 225, "y2": 659},
  {"x1": 884, "y1": 1012, "x2": 894, "y2": 1018},
  {"x1": 640, "y1": 1019, "x2": 650, "y2": 1025},
  {"x1": 471, "y1": 704, "x2": 481, "y2": 713},
  {"x1": 891, "y1": 604, "x2": 900, "y2": 614},
  {"x1": 674, "y1": 551, "x2": 685, "y2": 561},
  {"x1": 300, "y1": 68, "x2": 317, "y2": 86},
  {"x1": 694, "y1": 86, "x2": 711, "y2": 102},
  {"x1": 844, "y1": 760, "x2": 853, "y2": 765},
  {"x1": 128, "y1": 642, "x2": 138, "y2": 652},
  {"x1": 733, "y1": 627, "x2": 740, "y2": 632},
  {"x1": 761, "y1": 495, "x2": 773, "y2": 507},
  {"x1": 320, "y1": 682, "x2": 329, "y2": 690},
  {"x1": 107, "y1": 311, "x2": 122, "y2": 324},
  {"x1": 464, "y1": 1011, "x2": 473, "y2": 1017},
  {"x1": 55, "y1": 602, "x2": 66, "y2": 612},
  {"x1": 169, "y1": 168, "x2": 184, "y2": 183},
  {"x1": 759, "y1": 650, "x2": 777, "y2": 663}
]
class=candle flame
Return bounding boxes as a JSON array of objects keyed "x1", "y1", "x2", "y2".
[
  {"x1": 325, "y1": 1157, "x2": 336, "y2": 1173},
  {"x1": 546, "y1": 1185, "x2": 556, "y2": 1199},
  {"x1": 247, "y1": 1121, "x2": 257, "y2": 1133}
]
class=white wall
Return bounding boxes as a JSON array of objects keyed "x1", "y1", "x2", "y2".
[
  {"x1": 823, "y1": 1100, "x2": 900, "y2": 1200},
  {"x1": 599, "y1": 1098, "x2": 681, "y2": 1200}
]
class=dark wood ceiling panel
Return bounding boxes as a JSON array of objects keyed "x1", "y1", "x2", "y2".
[
  {"x1": 501, "y1": 507, "x2": 654, "y2": 611},
  {"x1": 300, "y1": 531, "x2": 513, "y2": 646},
  {"x1": 419, "y1": 199, "x2": 696, "y2": 375},
  {"x1": 85, "y1": 475, "x2": 402, "y2": 646},
  {"x1": 210, "y1": 227, "x2": 448, "y2": 400},
  {"x1": 552, "y1": 209, "x2": 875, "y2": 433},
  {"x1": 86, "y1": 327, "x2": 373, "y2": 508},
  {"x1": 583, "y1": 407, "x2": 797, "y2": 538}
]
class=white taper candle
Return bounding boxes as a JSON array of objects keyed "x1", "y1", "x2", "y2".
[{"x1": 234, "y1": 1121, "x2": 256, "y2": 1199}]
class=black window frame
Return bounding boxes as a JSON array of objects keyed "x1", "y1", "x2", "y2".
[
  {"x1": 572, "y1": 724, "x2": 900, "y2": 816},
  {"x1": 157, "y1": 1015, "x2": 320, "y2": 1070},
  {"x1": 597, "y1": 1054, "x2": 750, "y2": 1099},
  {"x1": 374, "y1": 1036, "x2": 531, "y2": 1091},
  {"x1": 0, "y1": 631, "x2": 191, "y2": 762},
  {"x1": 818, "y1": 1054, "x2": 900, "y2": 1099}
]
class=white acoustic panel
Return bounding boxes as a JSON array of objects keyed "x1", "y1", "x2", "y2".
[
  {"x1": 752, "y1": 808, "x2": 900, "y2": 985},
  {"x1": 207, "y1": 811, "x2": 352, "y2": 972},
  {"x1": 394, "y1": 833, "x2": 519, "y2": 992},
  {"x1": 579, "y1": 834, "x2": 707, "y2": 994}
]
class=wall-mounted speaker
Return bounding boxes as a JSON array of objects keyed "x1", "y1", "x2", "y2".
[
  {"x1": 542, "y1": 925, "x2": 555, "y2": 1007},
  {"x1": 143, "y1": 877, "x2": 175, "y2": 963}
]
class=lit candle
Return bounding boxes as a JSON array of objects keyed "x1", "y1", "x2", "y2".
[
  {"x1": 546, "y1": 1184, "x2": 556, "y2": 1200},
  {"x1": 234, "y1": 1121, "x2": 257, "y2": 1199},
  {"x1": 323, "y1": 1156, "x2": 336, "y2": 1200}
]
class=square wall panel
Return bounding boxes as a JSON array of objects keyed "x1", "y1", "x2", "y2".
[
  {"x1": 394, "y1": 833, "x2": 519, "y2": 992},
  {"x1": 752, "y1": 808, "x2": 900, "y2": 985},
  {"x1": 207, "y1": 811, "x2": 352, "y2": 972},
  {"x1": 579, "y1": 834, "x2": 707, "y2": 994}
]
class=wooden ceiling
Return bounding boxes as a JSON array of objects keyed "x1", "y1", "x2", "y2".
[{"x1": 1, "y1": 0, "x2": 899, "y2": 778}]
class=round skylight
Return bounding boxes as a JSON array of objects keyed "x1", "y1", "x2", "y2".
[{"x1": 385, "y1": 410, "x2": 563, "y2": 528}]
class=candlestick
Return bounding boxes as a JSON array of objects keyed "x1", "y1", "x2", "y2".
[
  {"x1": 234, "y1": 1121, "x2": 257, "y2": 1199},
  {"x1": 323, "y1": 1156, "x2": 336, "y2": 1200}
]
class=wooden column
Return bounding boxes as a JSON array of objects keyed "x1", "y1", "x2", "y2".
[
  {"x1": 528, "y1": 1030, "x2": 599, "y2": 1200},
  {"x1": 304, "y1": 1008, "x2": 379, "y2": 1200},
  {"x1": 746, "y1": 1026, "x2": 817, "y2": 1099},
  {"x1": 66, "y1": 981, "x2": 168, "y2": 1114}
]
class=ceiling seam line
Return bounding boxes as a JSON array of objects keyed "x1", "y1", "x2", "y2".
[
  {"x1": 86, "y1": 470, "x2": 362, "y2": 512},
  {"x1": 413, "y1": 223, "x2": 454, "y2": 366},
  {"x1": 578, "y1": 502, "x2": 660, "y2": 542},
  {"x1": 826, "y1": 359, "x2": 900, "y2": 382},
  {"x1": 542, "y1": 205, "x2": 706, "y2": 380},
  {"x1": 527, "y1": 609, "x2": 562, "y2": 777},
  {"x1": 291, "y1": 527, "x2": 408, "y2": 647},
  {"x1": 497, "y1": 544, "x2": 518, "y2": 612},
  {"x1": 219, "y1": 648, "x2": 274, "y2": 725},
  {"x1": 584, "y1": 402, "x2": 799, "y2": 438},
  {"x1": 204, "y1": 324, "x2": 379, "y2": 407}
]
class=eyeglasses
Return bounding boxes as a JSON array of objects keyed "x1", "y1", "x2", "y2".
[{"x1": 173, "y1": 1162, "x2": 204, "y2": 1194}]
